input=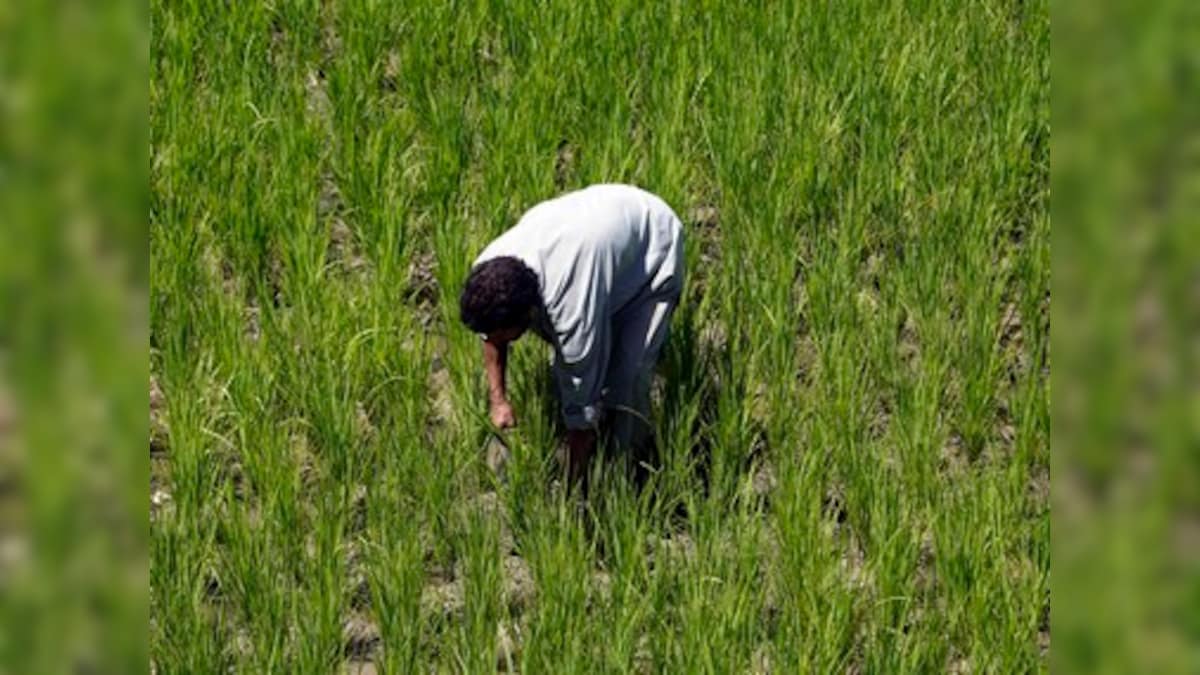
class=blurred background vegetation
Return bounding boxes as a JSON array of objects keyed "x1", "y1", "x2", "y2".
[
  {"x1": 0, "y1": 1, "x2": 148, "y2": 673},
  {"x1": 1053, "y1": 0, "x2": 1200, "y2": 672}
]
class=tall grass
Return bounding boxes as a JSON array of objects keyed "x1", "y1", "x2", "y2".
[{"x1": 152, "y1": 0, "x2": 1048, "y2": 671}]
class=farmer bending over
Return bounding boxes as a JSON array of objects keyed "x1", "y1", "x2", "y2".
[{"x1": 459, "y1": 184, "x2": 685, "y2": 483}]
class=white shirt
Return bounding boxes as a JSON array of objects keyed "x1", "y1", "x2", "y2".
[{"x1": 474, "y1": 184, "x2": 684, "y2": 429}]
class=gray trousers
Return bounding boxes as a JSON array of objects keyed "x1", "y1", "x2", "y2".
[{"x1": 600, "y1": 279, "x2": 682, "y2": 453}]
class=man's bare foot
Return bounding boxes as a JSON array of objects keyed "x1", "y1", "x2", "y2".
[{"x1": 564, "y1": 428, "x2": 596, "y2": 487}]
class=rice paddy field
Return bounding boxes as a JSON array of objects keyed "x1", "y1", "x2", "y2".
[{"x1": 150, "y1": 1, "x2": 1049, "y2": 672}]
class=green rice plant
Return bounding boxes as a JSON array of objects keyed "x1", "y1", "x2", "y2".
[{"x1": 151, "y1": 0, "x2": 1049, "y2": 671}]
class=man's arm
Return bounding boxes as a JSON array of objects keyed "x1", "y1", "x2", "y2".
[{"x1": 482, "y1": 339, "x2": 515, "y2": 428}]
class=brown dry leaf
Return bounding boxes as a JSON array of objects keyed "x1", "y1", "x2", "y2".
[
  {"x1": 503, "y1": 555, "x2": 535, "y2": 613},
  {"x1": 342, "y1": 614, "x2": 381, "y2": 660},
  {"x1": 555, "y1": 140, "x2": 577, "y2": 189},
  {"x1": 421, "y1": 574, "x2": 465, "y2": 619},
  {"x1": 428, "y1": 364, "x2": 455, "y2": 427}
]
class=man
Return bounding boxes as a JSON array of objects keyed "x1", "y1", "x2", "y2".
[{"x1": 459, "y1": 184, "x2": 685, "y2": 483}]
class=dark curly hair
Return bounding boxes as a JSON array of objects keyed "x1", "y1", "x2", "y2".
[{"x1": 459, "y1": 256, "x2": 541, "y2": 334}]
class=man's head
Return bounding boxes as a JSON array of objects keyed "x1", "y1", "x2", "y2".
[{"x1": 459, "y1": 256, "x2": 540, "y2": 343}]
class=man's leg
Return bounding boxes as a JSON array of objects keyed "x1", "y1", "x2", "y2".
[{"x1": 603, "y1": 286, "x2": 680, "y2": 457}]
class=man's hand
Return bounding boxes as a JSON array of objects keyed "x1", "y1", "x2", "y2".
[
  {"x1": 490, "y1": 399, "x2": 516, "y2": 429},
  {"x1": 482, "y1": 339, "x2": 515, "y2": 429}
]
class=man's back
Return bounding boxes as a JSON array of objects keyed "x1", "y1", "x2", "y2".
[{"x1": 475, "y1": 184, "x2": 682, "y2": 324}]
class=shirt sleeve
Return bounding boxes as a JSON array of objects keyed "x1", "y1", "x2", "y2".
[
  {"x1": 554, "y1": 323, "x2": 609, "y2": 429},
  {"x1": 549, "y1": 260, "x2": 611, "y2": 430}
]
